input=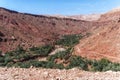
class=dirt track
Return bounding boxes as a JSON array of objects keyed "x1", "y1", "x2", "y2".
[{"x1": 0, "y1": 68, "x2": 120, "y2": 80}]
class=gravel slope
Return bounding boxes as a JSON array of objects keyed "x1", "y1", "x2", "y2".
[{"x1": 0, "y1": 68, "x2": 120, "y2": 80}]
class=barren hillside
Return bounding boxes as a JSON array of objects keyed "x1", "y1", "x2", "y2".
[{"x1": 74, "y1": 8, "x2": 120, "y2": 62}]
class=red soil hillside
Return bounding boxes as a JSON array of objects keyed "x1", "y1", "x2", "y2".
[
  {"x1": 0, "y1": 7, "x2": 95, "y2": 52},
  {"x1": 74, "y1": 9, "x2": 120, "y2": 62}
]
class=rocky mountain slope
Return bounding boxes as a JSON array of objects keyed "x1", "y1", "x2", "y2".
[
  {"x1": 74, "y1": 8, "x2": 120, "y2": 62},
  {"x1": 0, "y1": 7, "x2": 94, "y2": 52}
]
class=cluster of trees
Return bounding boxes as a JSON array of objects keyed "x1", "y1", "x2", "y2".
[
  {"x1": 56, "y1": 34, "x2": 83, "y2": 47},
  {"x1": 29, "y1": 45, "x2": 54, "y2": 57},
  {"x1": 0, "y1": 45, "x2": 54, "y2": 67},
  {"x1": 90, "y1": 58, "x2": 120, "y2": 71},
  {"x1": 0, "y1": 34, "x2": 120, "y2": 72},
  {"x1": 0, "y1": 45, "x2": 120, "y2": 71}
]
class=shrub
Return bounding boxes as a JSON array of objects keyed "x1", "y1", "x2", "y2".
[
  {"x1": 0, "y1": 55, "x2": 5, "y2": 67},
  {"x1": 4, "y1": 49, "x2": 27, "y2": 63},
  {"x1": 19, "y1": 62, "x2": 31, "y2": 68},
  {"x1": 54, "y1": 63, "x2": 64, "y2": 69},
  {"x1": 101, "y1": 63, "x2": 120, "y2": 71},
  {"x1": 30, "y1": 45, "x2": 54, "y2": 57},
  {"x1": 56, "y1": 34, "x2": 83, "y2": 47},
  {"x1": 29, "y1": 60, "x2": 46, "y2": 67},
  {"x1": 91, "y1": 58, "x2": 111, "y2": 71},
  {"x1": 0, "y1": 57, "x2": 4, "y2": 62},
  {"x1": 0, "y1": 50, "x2": 2, "y2": 56},
  {"x1": 6, "y1": 62, "x2": 14, "y2": 67},
  {"x1": 4, "y1": 56, "x2": 13, "y2": 65},
  {"x1": 68, "y1": 56, "x2": 88, "y2": 70}
]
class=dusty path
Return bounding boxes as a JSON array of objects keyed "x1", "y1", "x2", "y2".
[{"x1": 0, "y1": 68, "x2": 120, "y2": 80}]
